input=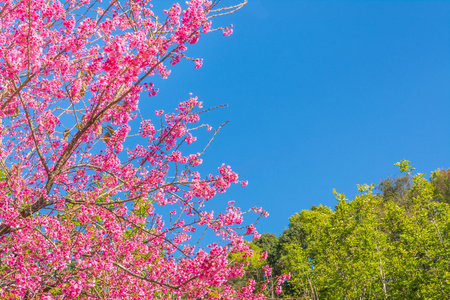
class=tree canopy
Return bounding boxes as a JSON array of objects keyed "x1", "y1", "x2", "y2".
[{"x1": 252, "y1": 162, "x2": 450, "y2": 299}]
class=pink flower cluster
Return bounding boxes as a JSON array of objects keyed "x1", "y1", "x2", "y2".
[{"x1": 0, "y1": 0, "x2": 285, "y2": 298}]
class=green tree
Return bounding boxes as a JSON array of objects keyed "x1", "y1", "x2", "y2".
[
  {"x1": 228, "y1": 242, "x2": 269, "y2": 293},
  {"x1": 279, "y1": 162, "x2": 450, "y2": 299},
  {"x1": 431, "y1": 169, "x2": 450, "y2": 204}
]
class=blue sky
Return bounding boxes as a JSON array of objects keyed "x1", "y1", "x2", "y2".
[{"x1": 144, "y1": 0, "x2": 450, "y2": 237}]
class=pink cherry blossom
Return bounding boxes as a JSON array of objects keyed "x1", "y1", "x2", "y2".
[{"x1": 0, "y1": 0, "x2": 287, "y2": 298}]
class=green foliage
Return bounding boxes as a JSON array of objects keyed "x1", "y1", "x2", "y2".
[
  {"x1": 431, "y1": 169, "x2": 450, "y2": 204},
  {"x1": 253, "y1": 233, "x2": 279, "y2": 268},
  {"x1": 255, "y1": 163, "x2": 450, "y2": 299},
  {"x1": 228, "y1": 241, "x2": 268, "y2": 290},
  {"x1": 395, "y1": 159, "x2": 416, "y2": 175},
  {"x1": 254, "y1": 233, "x2": 278, "y2": 256}
]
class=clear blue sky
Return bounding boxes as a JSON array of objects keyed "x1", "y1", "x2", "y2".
[{"x1": 144, "y1": 0, "x2": 450, "y2": 238}]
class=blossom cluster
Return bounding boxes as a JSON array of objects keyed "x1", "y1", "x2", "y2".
[{"x1": 0, "y1": 0, "x2": 288, "y2": 298}]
